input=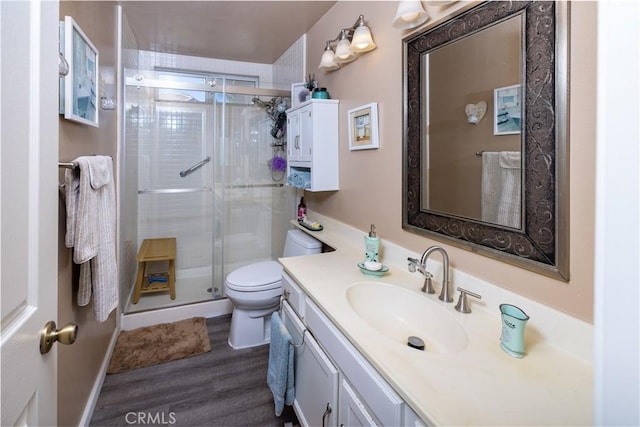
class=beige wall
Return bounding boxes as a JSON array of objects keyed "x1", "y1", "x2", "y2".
[
  {"x1": 305, "y1": 1, "x2": 596, "y2": 322},
  {"x1": 58, "y1": 2, "x2": 118, "y2": 425}
]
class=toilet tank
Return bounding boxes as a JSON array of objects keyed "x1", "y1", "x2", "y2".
[{"x1": 283, "y1": 229, "x2": 322, "y2": 257}]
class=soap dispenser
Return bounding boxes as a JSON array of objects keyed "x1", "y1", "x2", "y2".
[{"x1": 364, "y1": 224, "x2": 380, "y2": 263}]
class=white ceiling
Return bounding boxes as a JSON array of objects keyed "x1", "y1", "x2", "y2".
[{"x1": 120, "y1": 1, "x2": 336, "y2": 64}]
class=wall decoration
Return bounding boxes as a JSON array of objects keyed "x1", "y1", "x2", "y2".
[
  {"x1": 60, "y1": 16, "x2": 99, "y2": 127},
  {"x1": 348, "y1": 102, "x2": 379, "y2": 150},
  {"x1": 291, "y1": 82, "x2": 310, "y2": 108},
  {"x1": 493, "y1": 84, "x2": 521, "y2": 135}
]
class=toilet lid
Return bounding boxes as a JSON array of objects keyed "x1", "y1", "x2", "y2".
[{"x1": 225, "y1": 261, "x2": 283, "y2": 292}]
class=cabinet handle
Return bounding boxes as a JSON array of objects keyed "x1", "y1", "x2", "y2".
[
  {"x1": 321, "y1": 402, "x2": 332, "y2": 427},
  {"x1": 295, "y1": 135, "x2": 300, "y2": 149}
]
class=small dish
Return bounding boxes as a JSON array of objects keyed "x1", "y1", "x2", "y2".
[
  {"x1": 298, "y1": 219, "x2": 323, "y2": 231},
  {"x1": 357, "y1": 262, "x2": 389, "y2": 277}
]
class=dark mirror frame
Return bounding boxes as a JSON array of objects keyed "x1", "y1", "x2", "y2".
[{"x1": 402, "y1": 1, "x2": 570, "y2": 281}]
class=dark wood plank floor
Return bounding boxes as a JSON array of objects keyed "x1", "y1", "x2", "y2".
[{"x1": 90, "y1": 315, "x2": 299, "y2": 426}]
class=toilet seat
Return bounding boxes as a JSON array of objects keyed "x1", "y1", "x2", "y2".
[{"x1": 224, "y1": 261, "x2": 283, "y2": 292}]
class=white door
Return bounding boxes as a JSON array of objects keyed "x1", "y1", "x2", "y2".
[{"x1": 1, "y1": 0, "x2": 60, "y2": 425}]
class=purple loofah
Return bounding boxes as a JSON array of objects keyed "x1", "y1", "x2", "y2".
[{"x1": 271, "y1": 156, "x2": 287, "y2": 171}]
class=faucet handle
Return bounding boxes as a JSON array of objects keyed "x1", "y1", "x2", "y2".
[
  {"x1": 407, "y1": 257, "x2": 419, "y2": 273},
  {"x1": 421, "y1": 272, "x2": 435, "y2": 294},
  {"x1": 454, "y1": 287, "x2": 482, "y2": 313}
]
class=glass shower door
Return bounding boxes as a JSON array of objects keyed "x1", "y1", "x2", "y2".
[
  {"x1": 211, "y1": 92, "x2": 292, "y2": 294},
  {"x1": 127, "y1": 83, "x2": 216, "y2": 312}
]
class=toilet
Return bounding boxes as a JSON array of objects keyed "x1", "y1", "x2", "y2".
[{"x1": 224, "y1": 229, "x2": 322, "y2": 349}]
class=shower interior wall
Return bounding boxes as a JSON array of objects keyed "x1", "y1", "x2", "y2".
[{"x1": 119, "y1": 36, "x2": 306, "y2": 313}]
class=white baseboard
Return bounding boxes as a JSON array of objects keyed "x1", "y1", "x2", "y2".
[
  {"x1": 120, "y1": 298, "x2": 233, "y2": 330},
  {"x1": 79, "y1": 318, "x2": 121, "y2": 427}
]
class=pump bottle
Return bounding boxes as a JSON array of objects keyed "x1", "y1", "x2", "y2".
[{"x1": 364, "y1": 224, "x2": 380, "y2": 263}]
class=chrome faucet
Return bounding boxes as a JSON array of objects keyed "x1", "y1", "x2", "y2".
[{"x1": 420, "y1": 246, "x2": 453, "y2": 302}]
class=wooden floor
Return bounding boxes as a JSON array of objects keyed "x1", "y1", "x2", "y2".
[{"x1": 90, "y1": 315, "x2": 298, "y2": 426}]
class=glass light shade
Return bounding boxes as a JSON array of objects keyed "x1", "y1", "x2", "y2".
[
  {"x1": 392, "y1": 1, "x2": 429, "y2": 29},
  {"x1": 318, "y1": 48, "x2": 339, "y2": 70},
  {"x1": 334, "y1": 38, "x2": 357, "y2": 63},
  {"x1": 350, "y1": 25, "x2": 376, "y2": 53}
]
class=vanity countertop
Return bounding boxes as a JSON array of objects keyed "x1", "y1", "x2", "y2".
[{"x1": 280, "y1": 219, "x2": 592, "y2": 426}]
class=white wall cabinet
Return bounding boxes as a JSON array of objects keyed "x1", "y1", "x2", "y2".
[
  {"x1": 286, "y1": 99, "x2": 339, "y2": 192},
  {"x1": 281, "y1": 272, "x2": 428, "y2": 427}
]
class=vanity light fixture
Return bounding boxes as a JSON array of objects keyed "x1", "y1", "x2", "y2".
[
  {"x1": 318, "y1": 14, "x2": 376, "y2": 71},
  {"x1": 392, "y1": 1, "x2": 429, "y2": 29}
]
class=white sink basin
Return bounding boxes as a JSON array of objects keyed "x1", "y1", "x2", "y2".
[{"x1": 346, "y1": 282, "x2": 468, "y2": 353}]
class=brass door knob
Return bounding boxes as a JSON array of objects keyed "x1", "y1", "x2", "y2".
[{"x1": 40, "y1": 321, "x2": 78, "y2": 354}]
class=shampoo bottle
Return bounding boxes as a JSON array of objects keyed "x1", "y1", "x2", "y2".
[{"x1": 364, "y1": 224, "x2": 380, "y2": 263}]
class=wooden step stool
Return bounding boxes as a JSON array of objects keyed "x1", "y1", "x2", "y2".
[{"x1": 133, "y1": 237, "x2": 176, "y2": 304}]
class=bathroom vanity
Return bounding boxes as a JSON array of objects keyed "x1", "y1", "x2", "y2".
[
  {"x1": 282, "y1": 275, "x2": 420, "y2": 426},
  {"x1": 278, "y1": 214, "x2": 592, "y2": 426}
]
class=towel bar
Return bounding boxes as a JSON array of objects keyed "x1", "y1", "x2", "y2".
[
  {"x1": 279, "y1": 294, "x2": 309, "y2": 348},
  {"x1": 58, "y1": 161, "x2": 77, "y2": 169},
  {"x1": 292, "y1": 329, "x2": 309, "y2": 348}
]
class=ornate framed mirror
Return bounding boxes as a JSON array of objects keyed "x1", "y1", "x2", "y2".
[{"x1": 402, "y1": 1, "x2": 569, "y2": 280}]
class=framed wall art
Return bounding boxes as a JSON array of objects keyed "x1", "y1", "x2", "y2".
[
  {"x1": 348, "y1": 102, "x2": 379, "y2": 150},
  {"x1": 493, "y1": 84, "x2": 521, "y2": 135},
  {"x1": 60, "y1": 16, "x2": 99, "y2": 127}
]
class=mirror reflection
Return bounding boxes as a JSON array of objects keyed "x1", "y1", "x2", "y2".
[
  {"x1": 422, "y1": 14, "x2": 523, "y2": 228},
  {"x1": 403, "y1": 1, "x2": 570, "y2": 281}
]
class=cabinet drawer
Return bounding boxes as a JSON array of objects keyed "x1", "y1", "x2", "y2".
[
  {"x1": 282, "y1": 272, "x2": 305, "y2": 318},
  {"x1": 305, "y1": 299, "x2": 403, "y2": 427}
]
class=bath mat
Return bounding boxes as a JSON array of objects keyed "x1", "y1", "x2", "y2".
[{"x1": 107, "y1": 317, "x2": 211, "y2": 374}]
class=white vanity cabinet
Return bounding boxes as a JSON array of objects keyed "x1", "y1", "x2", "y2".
[
  {"x1": 281, "y1": 272, "x2": 426, "y2": 427},
  {"x1": 286, "y1": 99, "x2": 339, "y2": 192},
  {"x1": 282, "y1": 301, "x2": 338, "y2": 427}
]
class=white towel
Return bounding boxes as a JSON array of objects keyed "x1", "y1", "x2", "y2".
[
  {"x1": 481, "y1": 151, "x2": 521, "y2": 228},
  {"x1": 496, "y1": 151, "x2": 521, "y2": 228},
  {"x1": 64, "y1": 156, "x2": 118, "y2": 322}
]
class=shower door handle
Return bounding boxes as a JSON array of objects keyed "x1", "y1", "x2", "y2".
[{"x1": 179, "y1": 156, "x2": 211, "y2": 178}]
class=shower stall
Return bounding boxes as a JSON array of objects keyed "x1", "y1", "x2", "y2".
[{"x1": 121, "y1": 70, "x2": 293, "y2": 314}]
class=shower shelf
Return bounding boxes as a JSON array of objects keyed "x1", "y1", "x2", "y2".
[{"x1": 138, "y1": 188, "x2": 212, "y2": 194}]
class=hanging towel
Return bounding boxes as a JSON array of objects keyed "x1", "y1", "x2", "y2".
[
  {"x1": 267, "y1": 312, "x2": 295, "y2": 416},
  {"x1": 481, "y1": 152, "x2": 502, "y2": 224},
  {"x1": 64, "y1": 156, "x2": 118, "y2": 322},
  {"x1": 496, "y1": 151, "x2": 521, "y2": 228},
  {"x1": 481, "y1": 151, "x2": 522, "y2": 228}
]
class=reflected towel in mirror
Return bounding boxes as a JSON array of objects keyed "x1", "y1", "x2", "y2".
[{"x1": 481, "y1": 151, "x2": 521, "y2": 228}]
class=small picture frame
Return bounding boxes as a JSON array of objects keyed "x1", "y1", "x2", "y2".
[
  {"x1": 348, "y1": 103, "x2": 379, "y2": 150},
  {"x1": 60, "y1": 16, "x2": 99, "y2": 127},
  {"x1": 291, "y1": 82, "x2": 310, "y2": 109},
  {"x1": 493, "y1": 84, "x2": 521, "y2": 135}
]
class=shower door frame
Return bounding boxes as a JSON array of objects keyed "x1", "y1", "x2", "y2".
[{"x1": 122, "y1": 74, "x2": 289, "y2": 312}]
